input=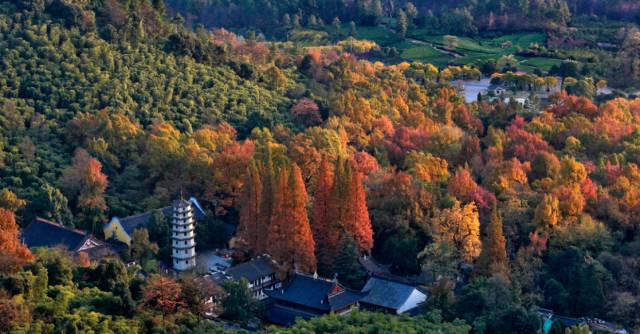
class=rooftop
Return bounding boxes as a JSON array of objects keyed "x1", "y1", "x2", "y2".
[
  {"x1": 266, "y1": 304, "x2": 317, "y2": 326},
  {"x1": 266, "y1": 273, "x2": 366, "y2": 312},
  {"x1": 360, "y1": 275, "x2": 424, "y2": 311},
  {"x1": 22, "y1": 217, "x2": 91, "y2": 251},
  {"x1": 226, "y1": 257, "x2": 277, "y2": 282},
  {"x1": 21, "y1": 218, "x2": 116, "y2": 260},
  {"x1": 115, "y1": 197, "x2": 207, "y2": 235}
]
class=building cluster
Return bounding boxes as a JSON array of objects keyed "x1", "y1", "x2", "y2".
[
  {"x1": 19, "y1": 196, "x2": 629, "y2": 331},
  {"x1": 208, "y1": 257, "x2": 428, "y2": 326},
  {"x1": 18, "y1": 195, "x2": 430, "y2": 327}
]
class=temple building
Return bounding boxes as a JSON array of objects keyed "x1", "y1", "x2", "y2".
[
  {"x1": 264, "y1": 273, "x2": 365, "y2": 326},
  {"x1": 21, "y1": 217, "x2": 117, "y2": 261}
]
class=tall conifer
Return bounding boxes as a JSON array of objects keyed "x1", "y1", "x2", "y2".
[
  {"x1": 312, "y1": 157, "x2": 336, "y2": 273},
  {"x1": 477, "y1": 203, "x2": 509, "y2": 279},
  {"x1": 267, "y1": 164, "x2": 316, "y2": 273},
  {"x1": 349, "y1": 166, "x2": 373, "y2": 252},
  {"x1": 237, "y1": 161, "x2": 262, "y2": 253}
]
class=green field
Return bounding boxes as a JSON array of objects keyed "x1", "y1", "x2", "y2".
[
  {"x1": 355, "y1": 26, "x2": 402, "y2": 45},
  {"x1": 516, "y1": 56, "x2": 564, "y2": 71},
  {"x1": 350, "y1": 25, "x2": 557, "y2": 73},
  {"x1": 400, "y1": 45, "x2": 451, "y2": 67}
]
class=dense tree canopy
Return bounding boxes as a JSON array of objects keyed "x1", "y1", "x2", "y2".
[{"x1": 1, "y1": 0, "x2": 640, "y2": 332}]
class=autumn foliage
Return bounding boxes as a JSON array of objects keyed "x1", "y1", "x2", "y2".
[
  {"x1": 140, "y1": 274, "x2": 187, "y2": 318},
  {"x1": 268, "y1": 164, "x2": 317, "y2": 273},
  {"x1": 0, "y1": 209, "x2": 33, "y2": 274},
  {"x1": 312, "y1": 157, "x2": 337, "y2": 272},
  {"x1": 476, "y1": 205, "x2": 509, "y2": 279},
  {"x1": 316, "y1": 158, "x2": 373, "y2": 272}
]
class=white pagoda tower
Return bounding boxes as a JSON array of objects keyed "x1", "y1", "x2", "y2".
[{"x1": 172, "y1": 199, "x2": 196, "y2": 271}]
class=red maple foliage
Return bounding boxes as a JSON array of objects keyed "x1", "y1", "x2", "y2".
[
  {"x1": 291, "y1": 97, "x2": 322, "y2": 127},
  {"x1": 547, "y1": 92, "x2": 599, "y2": 118},
  {"x1": 140, "y1": 274, "x2": 187, "y2": 326},
  {"x1": 505, "y1": 116, "x2": 551, "y2": 161}
]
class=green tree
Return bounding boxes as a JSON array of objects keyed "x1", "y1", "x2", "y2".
[
  {"x1": 30, "y1": 183, "x2": 73, "y2": 226},
  {"x1": 332, "y1": 17, "x2": 342, "y2": 37},
  {"x1": 396, "y1": 9, "x2": 408, "y2": 38},
  {"x1": 267, "y1": 311, "x2": 471, "y2": 333},
  {"x1": 221, "y1": 279, "x2": 256, "y2": 325},
  {"x1": 372, "y1": 0, "x2": 384, "y2": 24},
  {"x1": 565, "y1": 325, "x2": 589, "y2": 334},
  {"x1": 130, "y1": 228, "x2": 159, "y2": 270},
  {"x1": 146, "y1": 211, "x2": 171, "y2": 263},
  {"x1": 29, "y1": 248, "x2": 73, "y2": 286},
  {"x1": 334, "y1": 234, "x2": 366, "y2": 289},
  {"x1": 405, "y1": 2, "x2": 418, "y2": 27}
]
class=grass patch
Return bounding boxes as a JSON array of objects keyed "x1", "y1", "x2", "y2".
[
  {"x1": 400, "y1": 46, "x2": 452, "y2": 67},
  {"x1": 355, "y1": 26, "x2": 401, "y2": 46},
  {"x1": 516, "y1": 56, "x2": 563, "y2": 71}
]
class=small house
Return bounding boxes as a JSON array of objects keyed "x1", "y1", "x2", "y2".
[
  {"x1": 488, "y1": 84, "x2": 507, "y2": 96},
  {"x1": 225, "y1": 257, "x2": 280, "y2": 300}
]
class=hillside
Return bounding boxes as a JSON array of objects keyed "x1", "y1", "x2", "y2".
[{"x1": 0, "y1": 0, "x2": 639, "y2": 333}]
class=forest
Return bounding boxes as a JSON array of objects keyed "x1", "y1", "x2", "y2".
[{"x1": 0, "y1": 0, "x2": 639, "y2": 333}]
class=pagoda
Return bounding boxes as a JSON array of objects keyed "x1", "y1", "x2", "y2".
[{"x1": 172, "y1": 199, "x2": 196, "y2": 271}]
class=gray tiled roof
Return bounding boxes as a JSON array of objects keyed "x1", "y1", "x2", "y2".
[
  {"x1": 266, "y1": 304, "x2": 316, "y2": 326},
  {"x1": 266, "y1": 273, "x2": 365, "y2": 312},
  {"x1": 117, "y1": 197, "x2": 207, "y2": 235},
  {"x1": 21, "y1": 218, "x2": 89, "y2": 251},
  {"x1": 226, "y1": 258, "x2": 276, "y2": 282},
  {"x1": 360, "y1": 276, "x2": 419, "y2": 310},
  {"x1": 119, "y1": 207, "x2": 173, "y2": 235},
  {"x1": 21, "y1": 218, "x2": 117, "y2": 260}
]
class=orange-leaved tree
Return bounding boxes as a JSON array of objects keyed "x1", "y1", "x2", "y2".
[
  {"x1": 267, "y1": 163, "x2": 316, "y2": 273},
  {"x1": 237, "y1": 160, "x2": 263, "y2": 254},
  {"x1": 60, "y1": 148, "x2": 108, "y2": 234},
  {"x1": 140, "y1": 274, "x2": 187, "y2": 328},
  {"x1": 312, "y1": 156, "x2": 338, "y2": 273},
  {"x1": 476, "y1": 204, "x2": 509, "y2": 279},
  {"x1": 325, "y1": 158, "x2": 373, "y2": 263},
  {"x1": 0, "y1": 209, "x2": 33, "y2": 274}
]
